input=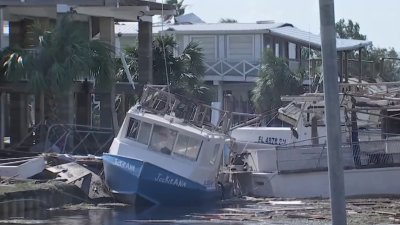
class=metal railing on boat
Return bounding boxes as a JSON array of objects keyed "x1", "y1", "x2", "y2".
[{"x1": 139, "y1": 85, "x2": 234, "y2": 134}]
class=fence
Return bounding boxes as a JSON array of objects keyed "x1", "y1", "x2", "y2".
[
  {"x1": 44, "y1": 124, "x2": 114, "y2": 156},
  {"x1": 275, "y1": 138, "x2": 400, "y2": 173}
]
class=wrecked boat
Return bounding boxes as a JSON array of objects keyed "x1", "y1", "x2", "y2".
[
  {"x1": 103, "y1": 86, "x2": 232, "y2": 205},
  {"x1": 227, "y1": 81, "x2": 400, "y2": 198}
]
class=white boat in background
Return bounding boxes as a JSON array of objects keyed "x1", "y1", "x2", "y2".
[
  {"x1": 227, "y1": 81, "x2": 400, "y2": 198},
  {"x1": 103, "y1": 86, "x2": 232, "y2": 205},
  {"x1": 0, "y1": 156, "x2": 45, "y2": 179}
]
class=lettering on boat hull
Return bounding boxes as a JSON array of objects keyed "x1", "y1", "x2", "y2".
[
  {"x1": 113, "y1": 158, "x2": 136, "y2": 174},
  {"x1": 154, "y1": 173, "x2": 187, "y2": 188}
]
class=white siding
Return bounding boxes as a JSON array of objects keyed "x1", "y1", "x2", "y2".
[
  {"x1": 227, "y1": 35, "x2": 254, "y2": 60},
  {"x1": 190, "y1": 36, "x2": 217, "y2": 60}
]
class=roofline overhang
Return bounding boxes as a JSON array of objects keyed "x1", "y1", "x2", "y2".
[
  {"x1": 0, "y1": 0, "x2": 175, "y2": 20},
  {"x1": 0, "y1": 0, "x2": 175, "y2": 10},
  {"x1": 269, "y1": 29, "x2": 373, "y2": 52}
]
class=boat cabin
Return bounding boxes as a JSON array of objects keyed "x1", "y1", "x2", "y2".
[{"x1": 109, "y1": 105, "x2": 226, "y2": 189}]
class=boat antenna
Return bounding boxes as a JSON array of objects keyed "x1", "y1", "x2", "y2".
[
  {"x1": 308, "y1": 24, "x2": 312, "y2": 93},
  {"x1": 161, "y1": 0, "x2": 171, "y2": 94},
  {"x1": 161, "y1": 0, "x2": 173, "y2": 111}
]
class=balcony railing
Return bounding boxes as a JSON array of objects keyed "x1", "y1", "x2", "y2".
[{"x1": 204, "y1": 59, "x2": 260, "y2": 81}]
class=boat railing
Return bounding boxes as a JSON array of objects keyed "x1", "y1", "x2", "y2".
[
  {"x1": 139, "y1": 85, "x2": 233, "y2": 134},
  {"x1": 275, "y1": 136, "x2": 400, "y2": 173}
]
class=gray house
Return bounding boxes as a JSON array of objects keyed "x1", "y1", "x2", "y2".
[{"x1": 116, "y1": 17, "x2": 371, "y2": 114}]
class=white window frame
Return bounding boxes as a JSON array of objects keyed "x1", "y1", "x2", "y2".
[
  {"x1": 189, "y1": 35, "x2": 218, "y2": 60},
  {"x1": 226, "y1": 35, "x2": 255, "y2": 60}
]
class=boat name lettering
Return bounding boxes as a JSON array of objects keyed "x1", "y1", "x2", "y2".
[
  {"x1": 114, "y1": 158, "x2": 136, "y2": 173},
  {"x1": 257, "y1": 136, "x2": 287, "y2": 145},
  {"x1": 155, "y1": 173, "x2": 187, "y2": 188}
]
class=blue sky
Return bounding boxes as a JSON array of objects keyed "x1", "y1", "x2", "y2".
[{"x1": 177, "y1": 0, "x2": 399, "y2": 50}]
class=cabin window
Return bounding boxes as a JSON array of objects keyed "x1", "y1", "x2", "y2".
[
  {"x1": 126, "y1": 118, "x2": 152, "y2": 145},
  {"x1": 149, "y1": 125, "x2": 178, "y2": 155},
  {"x1": 137, "y1": 121, "x2": 152, "y2": 145},
  {"x1": 209, "y1": 144, "x2": 220, "y2": 165},
  {"x1": 173, "y1": 134, "x2": 202, "y2": 161},
  {"x1": 126, "y1": 118, "x2": 140, "y2": 139}
]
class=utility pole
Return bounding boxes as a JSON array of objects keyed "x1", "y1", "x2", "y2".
[{"x1": 319, "y1": 0, "x2": 347, "y2": 225}]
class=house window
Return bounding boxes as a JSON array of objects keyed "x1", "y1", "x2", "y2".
[
  {"x1": 173, "y1": 134, "x2": 202, "y2": 161},
  {"x1": 149, "y1": 125, "x2": 178, "y2": 155},
  {"x1": 227, "y1": 35, "x2": 254, "y2": 60},
  {"x1": 191, "y1": 36, "x2": 217, "y2": 60}
]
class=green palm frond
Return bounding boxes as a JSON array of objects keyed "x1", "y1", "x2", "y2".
[
  {"x1": 1, "y1": 14, "x2": 114, "y2": 93},
  {"x1": 252, "y1": 49, "x2": 302, "y2": 113}
]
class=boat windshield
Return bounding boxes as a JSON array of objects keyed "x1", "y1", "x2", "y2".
[
  {"x1": 149, "y1": 125, "x2": 178, "y2": 155},
  {"x1": 173, "y1": 134, "x2": 202, "y2": 161}
]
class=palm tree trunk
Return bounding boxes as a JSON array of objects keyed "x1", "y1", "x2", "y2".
[{"x1": 44, "y1": 89, "x2": 58, "y2": 123}]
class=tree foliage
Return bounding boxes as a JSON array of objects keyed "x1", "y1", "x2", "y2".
[
  {"x1": 335, "y1": 18, "x2": 400, "y2": 81},
  {"x1": 118, "y1": 35, "x2": 210, "y2": 101},
  {"x1": 2, "y1": 15, "x2": 115, "y2": 121},
  {"x1": 163, "y1": 0, "x2": 186, "y2": 23},
  {"x1": 219, "y1": 18, "x2": 238, "y2": 23},
  {"x1": 252, "y1": 49, "x2": 302, "y2": 113},
  {"x1": 335, "y1": 19, "x2": 366, "y2": 40}
]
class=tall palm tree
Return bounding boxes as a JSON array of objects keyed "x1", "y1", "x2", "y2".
[
  {"x1": 2, "y1": 15, "x2": 114, "y2": 123},
  {"x1": 162, "y1": 0, "x2": 186, "y2": 23},
  {"x1": 118, "y1": 35, "x2": 209, "y2": 101},
  {"x1": 252, "y1": 49, "x2": 302, "y2": 114}
]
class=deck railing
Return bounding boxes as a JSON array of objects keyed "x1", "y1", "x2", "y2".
[
  {"x1": 275, "y1": 138, "x2": 400, "y2": 173},
  {"x1": 204, "y1": 59, "x2": 260, "y2": 79},
  {"x1": 140, "y1": 85, "x2": 233, "y2": 134}
]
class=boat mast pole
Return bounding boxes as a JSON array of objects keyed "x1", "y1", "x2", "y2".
[{"x1": 319, "y1": 0, "x2": 347, "y2": 224}]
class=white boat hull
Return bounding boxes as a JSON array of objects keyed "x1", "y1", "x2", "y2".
[{"x1": 237, "y1": 167, "x2": 400, "y2": 198}]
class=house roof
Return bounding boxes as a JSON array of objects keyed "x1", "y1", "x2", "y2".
[
  {"x1": 115, "y1": 21, "x2": 372, "y2": 51},
  {"x1": 174, "y1": 13, "x2": 205, "y2": 24},
  {"x1": 270, "y1": 26, "x2": 372, "y2": 51},
  {"x1": 166, "y1": 22, "x2": 292, "y2": 34}
]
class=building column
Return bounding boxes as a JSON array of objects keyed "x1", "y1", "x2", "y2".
[
  {"x1": 344, "y1": 51, "x2": 349, "y2": 83},
  {"x1": 56, "y1": 91, "x2": 75, "y2": 124},
  {"x1": 0, "y1": 92, "x2": 5, "y2": 149},
  {"x1": 211, "y1": 81, "x2": 223, "y2": 126},
  {"x1": 338, "y1": 51, "x2": 343, "y2": 83},
  {"x1": 97, "y1": 17, "x2": 115, "y2": 128},
  {"x1": 75, "y1": 80, "x2": 92, "y2": 125},
  {"x1": 9, "y1": 93, "x2": 28, "y2": 145},
  {"x1": 138, "y1": 16, "x2": 153, "y2": 85},
  {"x1": 358, "y1": 48, "x2": 362, "y2": 83},
  {"x1": 217, "y1": 81, "x2": 224, "y2": 105}
]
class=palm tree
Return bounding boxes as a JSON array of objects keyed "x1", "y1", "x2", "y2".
[
  {"x1": 118, "y1": 35, "x2": 209, "y2": 101},
  {"x1": 162, "y1": 0, "x2": 186, "y2": 23},
  {"x1": 2, "y1": 15, "x2": 114, "y2": 123},
  {"x1": 252, "y1": 49, "x2": 302, "y2": 114}
]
